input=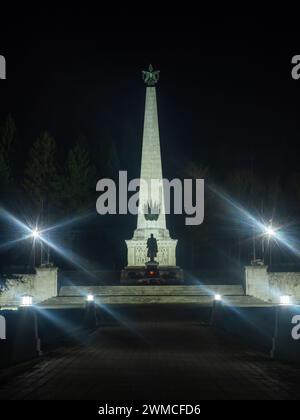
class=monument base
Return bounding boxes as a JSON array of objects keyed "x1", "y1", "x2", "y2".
[
  {"x1": 126, "y1": 237, "x2": 177, "y2": 267},
  {"x1": 121, "y1": 266, "x2": 184, "y2": 285}
]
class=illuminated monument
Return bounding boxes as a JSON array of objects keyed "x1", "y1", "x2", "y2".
[{"x1": 123, "y1": 65, "x2": 180, "y2": 282}]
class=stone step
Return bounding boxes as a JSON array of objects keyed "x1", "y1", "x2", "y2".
[
  {"x1": 59, "y1": 284, "x2": 245, "y2": 297},
  {"x1": 39, "y1": 294, "x2": 269, "y2": 308}
]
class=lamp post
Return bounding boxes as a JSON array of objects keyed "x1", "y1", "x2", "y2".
[
  {"x1": 31, "y1": 228, "x2": 43, "y2": 267},
  {"x1": 262, "y1": 220, "x2": 276, "y2": 266},
  {"x1": 271, "y1": 295, "x2": 293, "y2": 360},
  {"x1": 84, "y1": 294, "x2": 97, "y2": 328},
  {"x1": 19, "y1": 295, "x2": 42, "y2": 357},
  {"x1": 210, "y1": 294, "x2": 223, "y2": 326},
  {"x1": 252, "y1": 225, "x2": 257, "y2": 261},
  {"x1": 31, "y1": 228, "x2": 39, "y2": 267}
]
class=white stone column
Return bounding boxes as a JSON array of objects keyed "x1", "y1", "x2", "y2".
[
  {"x1": 125, "y1": 69, "x2": 178, "y2": 267},
  {"x1": 137, "y1": 86, "x2": 166, "y2": 232}
]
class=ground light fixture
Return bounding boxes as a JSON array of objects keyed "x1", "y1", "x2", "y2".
[
  {"x1": 21, "y1": 295, "x2": 33, "y2": 307},
  {"x1": 279, "y1": 295, "x2": 292, "y2": 306}
]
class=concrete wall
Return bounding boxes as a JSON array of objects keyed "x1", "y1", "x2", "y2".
[
  {"x1": 269, "y1": 272, "x2": 300, "y2": 302},
  {"x1": 0, "y1": 267, "x2": 58, "y2": 307},
  {"x1": 271, "y1": 305, "x2": 300, "y2": 364},
  {"x1": 0, "y1": 306, "x2": 89, "y2": 367},
  {"x1": 245, "y1": 265, "x2": 300, "y2": 303},
  {"x1": 0, "y1": 309, "x2": 41, "y2": 367},
  {"x1": 245, "y1": 266, "x2": 270, "y2": 302},
  {"x1": 214, "y1": 304, "x2": 276, "y2": 353}
]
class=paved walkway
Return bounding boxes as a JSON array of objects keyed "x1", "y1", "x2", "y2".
[{"x1": 1, "y1": 307, "x2": 300, "y2": 400}]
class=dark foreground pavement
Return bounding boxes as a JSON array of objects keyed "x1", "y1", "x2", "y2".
[{"x1": 1, "y1": 305, "x2": 300, "y2": 400}]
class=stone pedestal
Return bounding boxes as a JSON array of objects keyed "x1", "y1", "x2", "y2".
[
  {"x1": 121, "y1": 265, "x2": 184, "y2": 285},
  {"x1": 145, "y1": 260, "x2": 159, "y2": 272},
  {"x1": 126, "y1": 237, "x2": 177, "y2": 267}
]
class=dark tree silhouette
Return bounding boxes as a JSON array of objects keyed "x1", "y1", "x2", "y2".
[
  {"x1": 55, "y1": 143, "x2": 95, "y2": 213},
  {"x1": 24, "y1": 131, "x2": 58, "y2": 214},
  {"x1": 0, "y1": 115, "x2": 16, "y2": 192}
]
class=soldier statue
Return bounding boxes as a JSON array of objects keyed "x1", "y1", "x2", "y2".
[{"x1": 147, "y1": 234, "x2": 158, "y2": 263}]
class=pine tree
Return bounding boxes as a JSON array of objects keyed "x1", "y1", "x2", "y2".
[
  {"x1": 56, "y1": 143, "x2": 95, "y2": 212},
  {"x1": 24, "y1": 131, "x2": 57, "y2": 210},
  {"x1": 106, "y1": 141, "x2": 120, "y2": 179},
  {"x1": 98, "y1": 139, "x2": 120, "y2": 179},
  {"x1": 0, "y1": 115, "x2": 16, "y2": 190},
  {"x1": 0, "y1": 114, "x2": 16, "y2": 157},
  {"x1": 0, "y1": 154, "x2": 10, "y2": 188}
]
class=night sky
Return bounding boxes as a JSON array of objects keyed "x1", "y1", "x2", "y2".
[
  {"x1": 1, "y1": 13, "x2": 300, "y2": 271},
  {"x1": 1, "y1": 15, "x2": 300, "y2": 174}
]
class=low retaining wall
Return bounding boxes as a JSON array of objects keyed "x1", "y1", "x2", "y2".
[
  {"x1": 0, "y1": 305, "x2": 97, "y2": 367},
  {"x1": 271, "y1": 305, "x2": 300, "y2": 364},
  {"x1": 0, "y1": 267, "x2": 58, "y2": 307},
  {"x1": 0, "y1": 308, "x2": 41, "y2": 367},
  {"x1": 245, "y1": 265, "x2": 300, "y2": 303},
  {"x1": 214, "y1": 303, "x2": 300, "y2": 365},
  {"x1": 214, "y1": 304, "x2": 276, "y2": 352}
]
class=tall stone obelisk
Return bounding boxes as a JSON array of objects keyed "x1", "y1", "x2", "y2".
[{"x1": 125, "y1": 65, "x2": 178, "y2": 268}]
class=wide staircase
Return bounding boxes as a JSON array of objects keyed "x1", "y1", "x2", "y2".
[{"x1": 39, "y1": 284, "x2": 268, "y2": 308}]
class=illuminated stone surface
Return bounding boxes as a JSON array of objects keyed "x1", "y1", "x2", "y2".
[
  {"x1": 126, "y1": 80, "x2": 177, "y2": 267},
  {"x1": 245, "y1": 265, "x2": 300, "y2": 304},
  {"x1": 0, "y1": 267, "x2": 58, "y2": 307},
  {"x1": 39, "y1": 284, "x2": 271, "y2": 307}
]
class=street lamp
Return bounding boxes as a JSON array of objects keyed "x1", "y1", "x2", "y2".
[
  {"x1": 86, "y1": 294, "x2": 94, "y2": 302},
  {"x1": 30, "y1": 227, "x2": 45, "y2": 267},
  {"x1": 31, "y1": 228, "x2": 41, "y2": 240},
  {"x1": 214, "y1": 294, "x2": 222, "y2": 302},
  {"x1": 265, "y1": 225, "x2": 275, "y2": 238}
]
